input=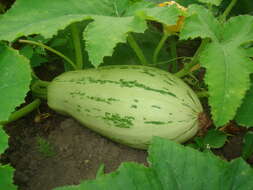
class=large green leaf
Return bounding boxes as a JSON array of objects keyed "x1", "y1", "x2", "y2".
[
  {"x1": 180, "y1": 5, "x2": 221, "y2": 40},
  {"x1": 0, "y1": 126, "x2": 8, "y2": 154},
  {"x1": 235, "y1": 80, "x2": 253, "y2": 127},
  {"x1": 84, "y1": 15, "x2": 147, "y2": 67},
  {"x1": 53, "y1": 137, "x2": 253, "y2": 190},
  {"x1": 201, "y1": 43, "x2": 252, "y2": 126},
  {"x1": 0, "y1": 44, "x2": 31, "y2": 122},
  {"x1": 180, "y1": 6, "x2": 253, "y2": 126},
  {"x1": 142, "y1": 5, "x2": 181, "y2": 25},
  {"x1": 0, "y1": 0, "x2": 116, "y2": 41},
  {"x1": 0, "y1": 165, "x2": 17, "y2": 190}
]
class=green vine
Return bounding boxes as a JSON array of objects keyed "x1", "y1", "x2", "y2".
[
  {"x1": 153, "y1": 33, "x2": 170, "y2": 64},
  {"x1": 127, "y1": 33, "x2": 148, "y2": 65},
  {"x1": 220, "y1": 0, "x2": 238, "y2": 22},
  {"x1": 0, "y1": 99, "x2": 41, "y2": 125},
  {"x1": 19, "y1": 39, "x2": 77, "y2": 70},
  {"x1": 70, "y1": 23, "x2": 84, "y2": 69}
]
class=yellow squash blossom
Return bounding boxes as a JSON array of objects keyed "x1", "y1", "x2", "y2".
[{"x1": 158, "y1": 1, "x2": 187, "y2": 33}]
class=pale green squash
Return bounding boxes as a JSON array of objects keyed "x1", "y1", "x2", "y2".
[{"x1": 47, "y1": 65, "x2": 203, "y2": 149}]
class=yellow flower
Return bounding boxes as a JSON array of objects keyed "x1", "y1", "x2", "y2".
[{"x1": 158, "y1": 1, "x2": 187, "y2": 33}]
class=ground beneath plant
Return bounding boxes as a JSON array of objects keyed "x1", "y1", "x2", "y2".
[
  {"x1": 1, "y1": 102, "x2": 252, "y2": 190},
  {"x1": 1, "y1": 104, "x2": 148, "y2": 190}
]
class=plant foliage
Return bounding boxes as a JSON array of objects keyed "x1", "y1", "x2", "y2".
[
  {"x1": 0, "y1": 44, "x2": 31, "y2": 122},
  {"x1": 180, "y1": 5, "x2": 253, "y2": 126},
  {"x1": 0, "y1": 165, "x2": 17, "y2": 190}
]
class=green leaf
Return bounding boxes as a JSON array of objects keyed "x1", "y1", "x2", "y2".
[
  {"x1": 19, "y1": 45, "x2": 34, "y2": 59},
  {"x1": 235, "y1": 80, "x2": 253, "y2": 127},
  {"x1": 181, "y1": 6, "x2": 253, "y2": 126},
  {"x1": 201, "y1": 43, "x2": 252, "y2": 126},
  {"x1": 124, "y1": 1, "x2": 155, "y2": 16},
  {"x1": 84, "y1": 15, "x2": 147, "y2": 67},
  {"x1": 0, "y1": 0, "x2": 124, "y2": 41},
  {"x1": 53, "y1": 137, "x2": 253, "y2": 190},
  {"x1": 30, "y1": 54, "x2": 48, "y2": 67},
  {"x1": 222, "y1": 158, "x2": 253, "y2": 189},
  {"x1": 180, "y1": 5, "x2": 221, "y2": 40},
  {"x1": 191, "y1": 129, "x2": 227, "y2": 150},
  {"x1": 198, "y1": 0, "x2": 223, "y2": 6},
  {"x1": 242, "y1": 131, "x2": 253, "y2": 160},
  {"x1": 149, "y1": 140, "x2": 220, "y2": 190},
  {"x1": 0, "y1": 44, "x2": 31, "y2": 122},
  {"x1": 0, "y1": 164, "x2": 17, "y2": 190},
  {"x1": 141, "y1": 5, "x2": 181, "y2": 25},
  {"x1": 203, "y1": 16, "x2": 253, "y2": 126},
  {"x1": 111, "y1": 0, "x2": 131, "y2": 16},
  {"x1": 203, "y1": 129, "x2": 227, "y2": 148},
  {"x1": 0, "y1": 126, "x2": 9, "y2": 154}
]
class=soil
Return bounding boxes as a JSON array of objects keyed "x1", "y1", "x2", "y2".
[{"x1": 1, "y1": 104, "x2": 147, "y2": 190}]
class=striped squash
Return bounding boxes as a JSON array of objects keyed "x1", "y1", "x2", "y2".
[{"x1": 47, "y1": 65, "x2": 203, "y2": 149}]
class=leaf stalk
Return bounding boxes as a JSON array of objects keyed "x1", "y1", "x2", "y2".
[
  {"x1": 0, "y1": 99, "x2": 41, "y2": 125},
  {"x1": 19, "y1": 39, "x2": 77, "y2": 70},
  {"x1": 153, "y1": 33, "x2": 170, "y2": 64},
  {"x1": 221, "y1": 0, "x2": 238, "y2": 22},
  {"x1": 127, "y1": 33, "x2": 148, "y2": 65},
  {"x1": 70, "y1": 23, "x2": 84, "y2": 70}
]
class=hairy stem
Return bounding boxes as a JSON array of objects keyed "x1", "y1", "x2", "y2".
[
  {"x1": 127, "y1": 33, "x2": 148, "y2": 65},
  {"x1": 221, "y1": 0, "x2": 238, "y2": 21},
  {"x1": 0, "y1": 99, "x2": 41, "y2": 125},
  {"x1": 70, "y1": 23, "x2": 84, "y2": 70},
  {"x1": 153, "y1": 33, "x2": 169, "y2": 64},
  {"x1": 175, "y1": 38, "x2": 209, "y2": 78},
  {"x1": 19, "y1": 39, "x2": 77, "y2": 70}
]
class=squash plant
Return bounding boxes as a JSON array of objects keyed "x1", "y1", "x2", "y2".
[{"x1": 0, "y1": 0, "x2": 253, "y2": 189}]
